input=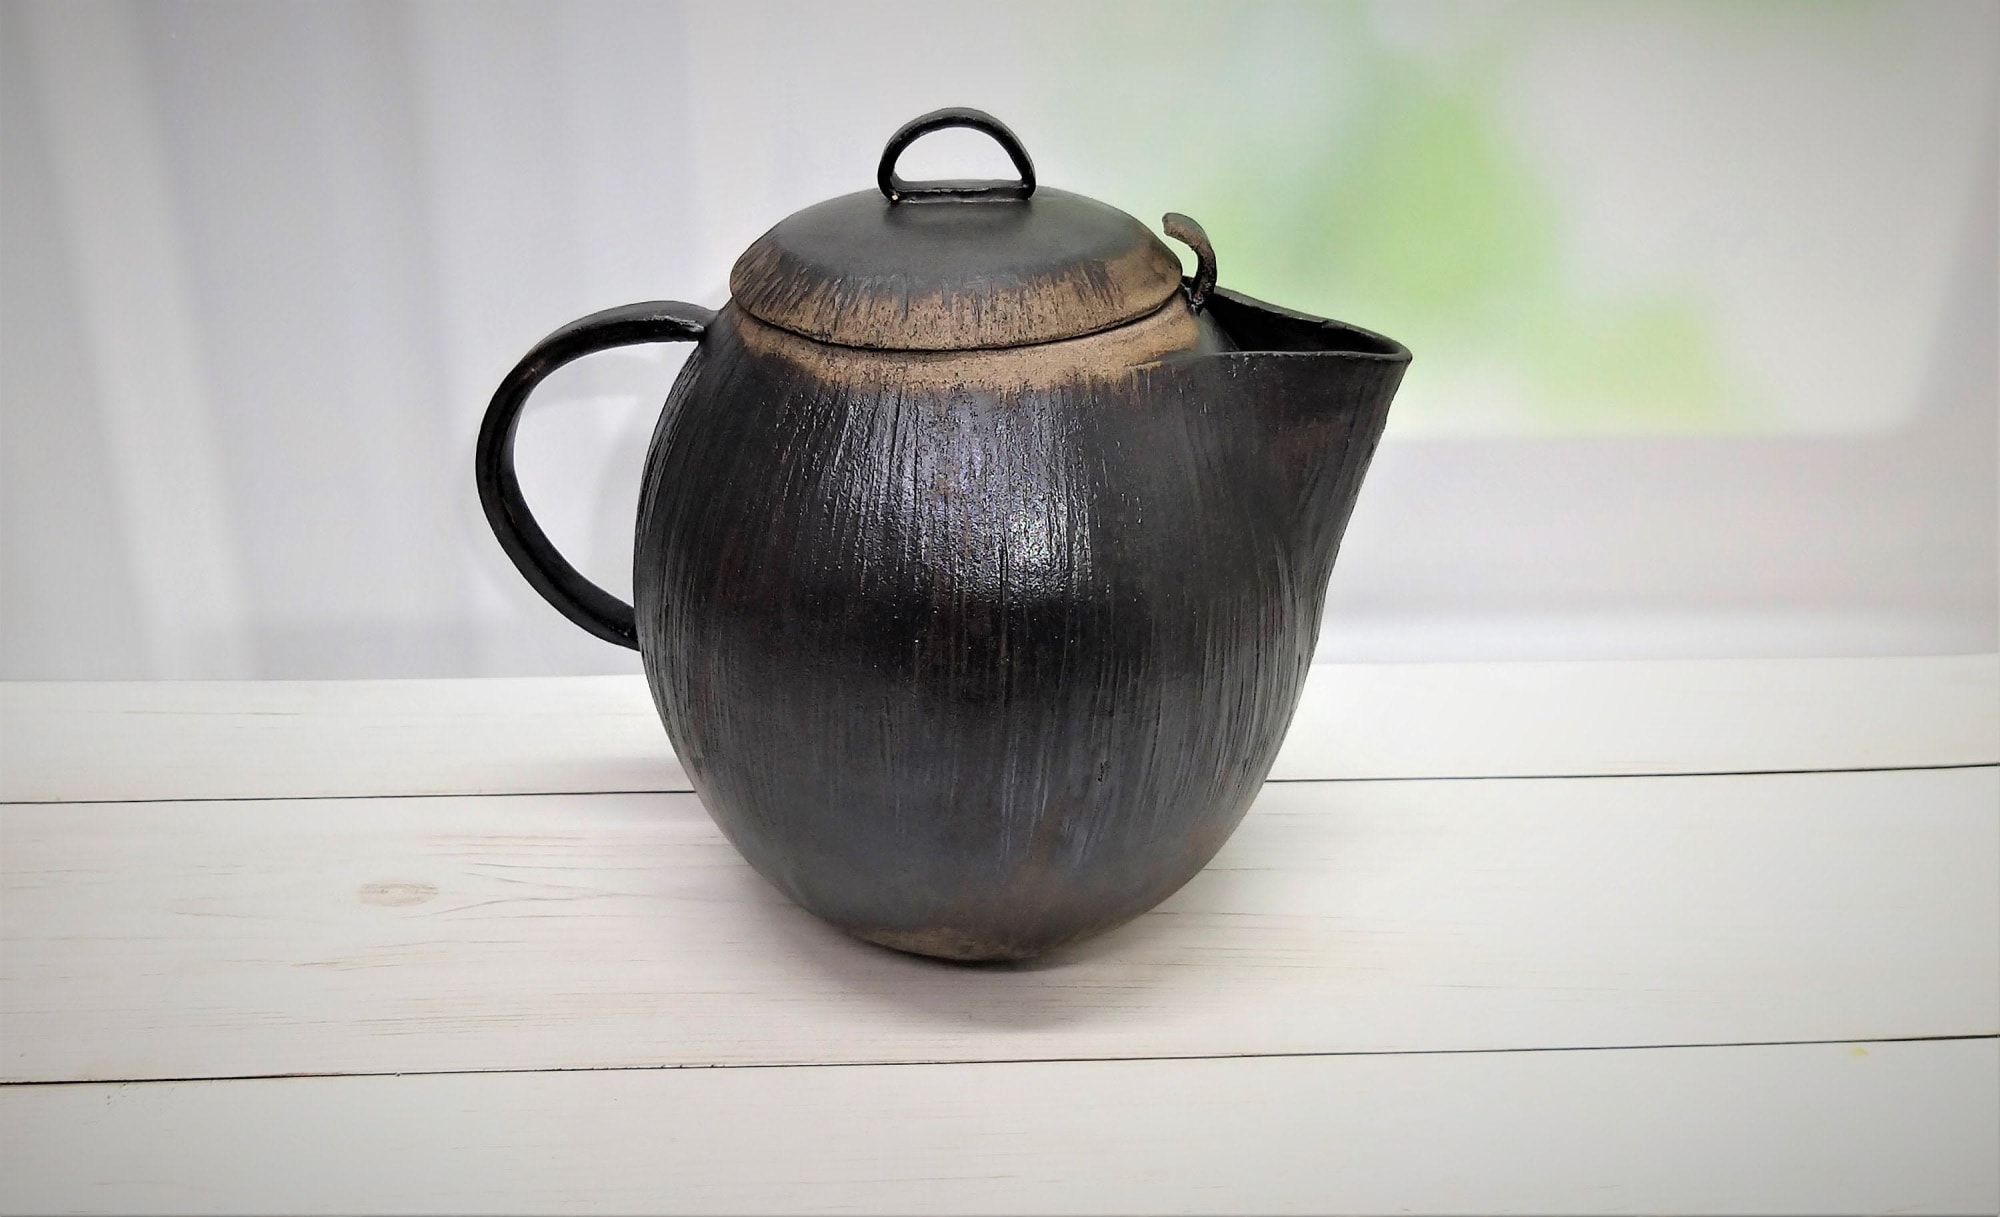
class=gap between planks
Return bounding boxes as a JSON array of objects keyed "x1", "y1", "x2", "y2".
[
  {"x1": 7, "y1": 655, "x2": 1994, "y2": 803},
  {"x1": 5, "y1": 759, "x2": 1994, "y2": 808},
  {"x1": 3, "y1": 1031, "x2": 1993, "y2": 1091}
]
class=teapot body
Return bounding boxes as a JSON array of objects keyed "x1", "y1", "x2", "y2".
[{"x1": 631, "y1": 297, "x2": 1369, "y2": 960}]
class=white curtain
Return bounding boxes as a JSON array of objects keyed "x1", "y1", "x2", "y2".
[{"x1": 3, "y1": 0, "x2": 1993, "y2": 679}]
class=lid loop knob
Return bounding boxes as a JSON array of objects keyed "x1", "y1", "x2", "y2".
[{"x1": 878, "y1": 107, "x2": 1036, "y2": 203}]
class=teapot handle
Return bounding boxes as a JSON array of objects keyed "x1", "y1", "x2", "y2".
[{"x1": 476, "y1": 301, "x2": 714, "y2": 650}]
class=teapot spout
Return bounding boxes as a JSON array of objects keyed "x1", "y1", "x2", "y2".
[
  {"x1": 1204, "y1": 286, "x2": 1410, "y2": 365},
  {"x1": 1170, "y1": 287, "x2": 1410, "y2": 585}
]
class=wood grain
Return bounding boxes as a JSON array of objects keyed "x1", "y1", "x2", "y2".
[
  {"x1": 5, "y1": 767, "x2": 1992, "y2": 1084},
  {"x1": 4, "y1": 654, "x2": 1992, "y2": 804},
  {"x1": 3, "y1": 1037, "x2": 1992, "y2": 1215},
  {"x1": 0, "y1": 675, "x2": 682, "y2": 803},
  {"x1": 4, "y1": 662, "x2": 1993, "y2": 1213}
]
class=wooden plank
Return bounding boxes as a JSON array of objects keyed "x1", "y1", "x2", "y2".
[
  {"x1": 0, "y1": 675, "x2": 683, "y2": 803},
  {"x1": 1269, "y1": 652, "x2": 1999, "y2": 780},
  {"x1": 2, "y1": 1037, "x2": 1992, "y2": 1215},
  {"x1": 4, "y1": 654, "x2": 1994, "y2": 802},
  {"x1": 4, "y1": 767, "x2": 1992, "y2": 1084}
]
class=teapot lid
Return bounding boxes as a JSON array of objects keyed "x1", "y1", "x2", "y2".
[{"x1": 729, "y1": 109, "x2": 1188, "y2": 352}]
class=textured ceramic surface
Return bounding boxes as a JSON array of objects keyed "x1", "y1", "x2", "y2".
[{"x1": 477, "y1": 109, "x2": 1409, "y2": 960}]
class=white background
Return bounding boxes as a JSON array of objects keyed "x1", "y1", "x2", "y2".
[{"x1": 3, "y1": 0, "x2": 1994, "y2": 680}]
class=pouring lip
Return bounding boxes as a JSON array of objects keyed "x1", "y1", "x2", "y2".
[{"x1": 1202, "y1": 286, "x2": 1413, "y2": 364}]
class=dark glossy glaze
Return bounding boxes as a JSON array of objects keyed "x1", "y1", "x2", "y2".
[{"x1": 629, "y1": 289, "x2": 1405, "y2": 960}]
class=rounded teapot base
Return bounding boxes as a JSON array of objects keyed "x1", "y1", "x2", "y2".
[{"x1": 850, "y1": 923, "x2": 1083, "y2": 964}]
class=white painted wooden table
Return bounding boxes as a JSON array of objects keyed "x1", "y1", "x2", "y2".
[{"x1": 3, "y1": 656, "x2": 1996, "y2": 1215}]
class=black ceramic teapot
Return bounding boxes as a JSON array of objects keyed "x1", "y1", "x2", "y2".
[{"x1": 477, "y1": 108, "x2": 1408, "y2": 961}]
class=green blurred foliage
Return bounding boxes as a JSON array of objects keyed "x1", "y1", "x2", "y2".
[{"x1": 1035, "y1": 0, "x2": 1752, "y2": 432}]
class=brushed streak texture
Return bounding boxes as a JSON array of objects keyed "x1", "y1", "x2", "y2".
[
  {"x1": 729, "y1": 187, "x2": 1186, "y2": 351},
  {"x1": 633, "y1": 290, "x2": 1405, "y2": 959}
]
